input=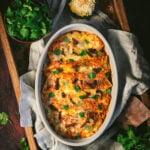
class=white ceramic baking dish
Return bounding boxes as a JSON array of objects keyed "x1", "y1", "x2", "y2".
[{"x1": 35, "y1": 23, "x2": 118, "y2": 146}]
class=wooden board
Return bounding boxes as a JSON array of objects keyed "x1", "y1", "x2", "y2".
[{"x1": 0, "y1": 0, "x2": 130, "y2": 149}]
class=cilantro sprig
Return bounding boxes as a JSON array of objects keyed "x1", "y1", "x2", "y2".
[
  {"x1": 116, "y1": 125, "x2": 150, "y2": 150},
  {"x1": 0, "y1": 112, "x2": 9, "y2": 126},
  {"x1": 20, "y1": 137, "x2": 30, "y2": 150}
]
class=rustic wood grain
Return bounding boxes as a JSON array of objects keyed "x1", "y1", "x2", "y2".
[
  {"x1": 0, "y1": 13, "x2": 38, "y2": 150},
  {"x1": 0, "y1": 41, "x2": 25, "y2": 150},
  {"x1": 113, "y1": 0, "x2": 130, "y2": 31}
]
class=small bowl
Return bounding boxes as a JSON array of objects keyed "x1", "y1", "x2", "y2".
[
  {"x1": 4, "y1": 0, "x2": 52, "y2": 44},
  {"x1": 35, "y1": 23, "x2": 118, "y2": 146}
]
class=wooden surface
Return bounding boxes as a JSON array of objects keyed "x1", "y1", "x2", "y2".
[
  {"x1": 0, "y1": 0, "x2": 135, "y2": 149},
  {"x1": 0, "y1": 13, "x2": 38, "y2": 150}
]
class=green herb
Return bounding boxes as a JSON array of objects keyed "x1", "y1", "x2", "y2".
[
  {"x1": 69, "y1": 59, "x2": 75, "y2": 62},
  {"x1": 79, "y1": 50, "x2": 88, "y2": 56},
  {"x1": 106, "y1": 88, "x2": 111, "y2": 94},
  {"x1": 79, "y1": 112, "x2": 85, "y2": 117},
  {"x1": 88, "y1": 72, "x2": 96, "y2": 79},
  {"x1": 53, "y1": 49, "x2": 62, "y2": 55},
  {"x1": 63, "y1": 36, "x2": 70, "y2": 42},
  {"x1": 53, "y1": 69, "x2": 62, "y2": 75},
  {"x1": 48, "y1": 93, "x2": 55, "y2": 98},
  {"x1": 56, "y1": 121, "x2": 61, "y2": 125},
  {"x1": 63, "y1": 105, "x2": 69, "y2": 110},
  {"x1": 45, "y1": 108, "x2": 49, "y2": 114},
  {"x1": 98, "y1": 104, "x2": 103, "y2": 110},
  {"x1": 79, "y1": 95, "x2": 85, "y2": 99},
  {"x1": 5, "y1": 0, "x2": 52, "y2": 41},
  {"x1": 75, "y1": 132, "x2": 80, "y2": 137},
  {"x1": 92, "y1": 95, "x2": 99, "y2": 100},
  {"x1": 85, "y1": 125, "x2": 91, "y2": 130},
  {"x1": 0, "y1": 112, "x2": 9, "y2": 126},
  {"x1": 97, "y1": 50, "x2": 102, "y2": 56},
  {"x1": 84, "y1": 39, "x2": 89, "y2": 44},
  {"x1": 77, "y1": 103, "x2": 83, "y2": 106},
  {"x1": 63, "y1": 82, "x2": 68, "y2": 86},
  {"x1": 116, "y1": 125, "x2": 150, "y2": 150},
  {"x1": 74, "y1": 85, "x2": 80, "y2": 92},
  {"x1": 20, "y1": 137, "x2": 30, "y2": 150},
  {"x1": 81, "y1": 63, "x2": 87, "y2": 66}
]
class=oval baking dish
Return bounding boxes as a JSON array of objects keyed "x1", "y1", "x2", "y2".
[{"x1": 35, "y1": 23, "x2": 118, "y2": 146}]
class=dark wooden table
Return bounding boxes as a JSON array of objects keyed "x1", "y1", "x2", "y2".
[{"x1": 0, "y1": 0, "x2": 149, "y2": 149}]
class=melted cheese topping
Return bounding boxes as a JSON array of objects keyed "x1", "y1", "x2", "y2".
[{"x1": 42, "y1": 31, "x2": 112, "y2": 139}]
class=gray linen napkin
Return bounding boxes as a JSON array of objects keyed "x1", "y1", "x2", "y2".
[{"x1": 19, "y1": 1, "x2": 150, "y2": 150}]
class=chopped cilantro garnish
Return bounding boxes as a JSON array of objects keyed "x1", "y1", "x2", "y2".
[
  {"x1": 63, "y1": 105, "x2": 69, "y2": 110},
  {"x1": 53, "y1": 49, "x2": 62, "y2": 55},
  {"x1": 63, "y1": 36, "x2": 70, "y2": 42},
  {"x1": 98, "y1": 104, "x2": 103, "y2": 110},
  {"x1": 92, "y1": 95, "x2": 99, "y2": 100},
  {"x1": 79, "y1": 112, "x2": 85, "y2": 118},
  {"x1": 75, "y1": 132, "x2": 80, "y2": 137},
  {"x1": 85, "y1": 125, "x2": 91, "y2": 130},
  {"x1": 88, "y1": 72, "x2": 96, "y2": 79},
  {"x1": 45, "y1": 108, "x2": 49, "y2": 114},
  {"x1": 79, "y1": 50, "x2": 88, "y2": 56},
  {"x1": 69, "y1": 59, "x2": 75, "y2": 62},
  {"x1": 74, "y1": 85, "x2": 80, "y2": 92},
  {"x1": 53, "y1": 69, "x2": 62, "y2": 75},
  {"x1": 82, "y1": 63, "x2": 87, "y2": 66},
  {"x1": 97, "y1": 50, "x2": 102, "y2": 56},
  {"x1": 0, "y1": 112, "x2": 9, "y2": 126},
  {"x1": 77, "y1": 103, "x2": 83, "y2": 106},
  {"x1": 48, "y1": 93, "x2": 55, "y2": 98},
  {"x1": 84, "y1": 39, "x2": 89, "y2": 44},
  {"x1": 56, "y1": 121, "x2": 61, "y2": 124},
  {"x1": 63, "y1": 82, "x2": 68, "y2": 86},
  {"x1": 106, "y1": 88, "x2": 111, "y2": 94},
  {"x1": 79, "y1": 95, "x2": 85, "y2": 99}
]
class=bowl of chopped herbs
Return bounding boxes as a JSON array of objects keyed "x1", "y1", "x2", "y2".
[{"x1": 4, "y1": 0, "x2": 52, "y2": 43}]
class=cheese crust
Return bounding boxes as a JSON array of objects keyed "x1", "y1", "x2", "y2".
[{"x1": 42, "y1": 31, "x2": 112, "y2": 138}]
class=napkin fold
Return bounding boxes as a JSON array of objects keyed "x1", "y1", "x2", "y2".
[{"x1": 19, "y1": 1, "x2": 150, "y2": 150}]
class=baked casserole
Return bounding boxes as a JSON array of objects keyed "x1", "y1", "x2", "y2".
[{"x1": 41, "y1": 30, "x2": 112, "y2": 139}]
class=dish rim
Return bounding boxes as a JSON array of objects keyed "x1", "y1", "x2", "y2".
[{"x1": 35, "y1": 23, "x2": 118, "y2": 146}]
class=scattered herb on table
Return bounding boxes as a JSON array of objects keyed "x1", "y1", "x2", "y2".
[
  {"x1": 116, "y1": 125, "x2": 150, "y2": 150},
  {"x1": 5, "y1": 0, "x2": 52, "y2": 41},
  {"x1": 0, "y1": 112, "x2": 9, "y2": 126},
  {"x1": 20, "y1": 137, "x2": 30, "y2": 150}
]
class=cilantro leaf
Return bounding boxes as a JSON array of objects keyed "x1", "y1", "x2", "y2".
[
  {"x1": 63, "y1": 36, "x2": 70, "y2": 42},
  {"x1": 20, "y1": 137, "x2": 30, "y2": 150},
  {"x1": 0, "y1": 112, "x2": 9, "y2": 126},
  {"x1": 63, "y1": 105, "x2": 69, "y2": 110},
  {"x1": 79, "y1": 112, "x2": 85, "y2": 117},
  {"x1": 74, "y1": 85, "x2": 80, "y2": 92},
  {"x1": 88, "y1": 72, "x2": 96, "y2": 79},
  {"x1": 53, "y1": 49, "x2": 62, "y2": 55},
  {"x1": 79, "y1": 50, "x2": 88, "y2": 56},
  {"x1": 20, "y1": 28, "x2": 29, "y2": 39}
]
